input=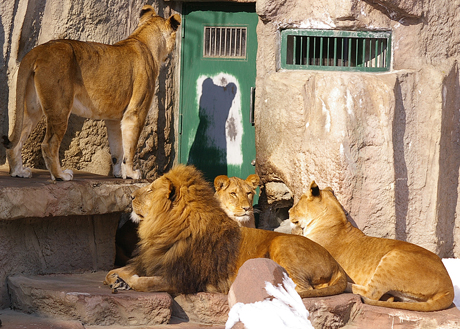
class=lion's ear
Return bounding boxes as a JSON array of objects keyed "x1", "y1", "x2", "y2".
[
  {"x1": 214, "y1": 175, "x2": 230, "y2": 192},
  {"x1": 309, "y1": 181, "x2": 320, "y2": 198},
  {"x1": 140, "y1": 5, "x2": 157, "y2": 23},
  {"x1": 246, "y1": 174, "x2": 260, "y2": 190},
  {"x1": 168, "y1": 14, "x2": 181, "y2": 31},
  {"x1": 163, "y1": 177, "x2": 177, "y2": 202}
]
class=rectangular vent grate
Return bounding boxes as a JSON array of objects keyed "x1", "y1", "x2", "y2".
[
  {"x1": 203, "y1": 27, "x2": 247, "y2": 58},
  {"x1": 281, "y1": 30, "x2": 391, "y2": 72}
]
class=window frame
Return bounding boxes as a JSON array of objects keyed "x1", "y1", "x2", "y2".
[{"x1": 280, "y1": 29, "x2": 392, "y2": 72}]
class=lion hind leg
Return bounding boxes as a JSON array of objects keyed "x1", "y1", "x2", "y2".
[
  {"x1": 360, "y1": 290, "x2": 454, "y2": 312},
  {"x1": 351, "y1": 272, "x2": 454, "y2": 311},
  {"x1": 6, "y1": 87, "x2": 43, "y2": 178},
  {"x1": 41, "y1": 125, "x2": 73, "y2": 181},
  {"x1": 295, "y1": 268, "x2": 348, "y2": 298},
  {"x1": 40, "y1": 106, "x2": 74, "y2": 181}
]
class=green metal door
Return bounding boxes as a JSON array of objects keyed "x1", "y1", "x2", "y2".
[{"x1": 179, "y1": 2, "x2": 258, "y2": 183}]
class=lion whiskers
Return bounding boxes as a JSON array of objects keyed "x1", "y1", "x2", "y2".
[{"x1": 131, "y1": 211, "x2": 142, "y2": 223}]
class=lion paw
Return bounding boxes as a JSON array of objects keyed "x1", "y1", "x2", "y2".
[
  {"x1": 10, "y1": 166, "x2": 32, "y2": 178},
  {"x1": 52, "y1": 169, "x2": 74, "y2": 181},
  {"x1": 110, "y1": 275, "x2": 132, "y2": 293},
  {"x1": 122, "y1": 166, "x2": 141, "y2": 179}
]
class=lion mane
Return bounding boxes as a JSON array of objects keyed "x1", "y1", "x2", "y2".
[{"x1": 130, "y1": 164, "x2": 241, "y2": 294}]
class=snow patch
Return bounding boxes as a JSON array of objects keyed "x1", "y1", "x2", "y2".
[
  {"x1": 443, "y1": 258, "x2": 460, "y2": 310},
  {"x1": 226, "y1": 273, "x2": 314, "y2": 329}
]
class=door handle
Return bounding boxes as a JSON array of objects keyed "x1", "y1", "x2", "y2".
[{"x1": 249, "y1": 87, "x2": 255, "y2": 126}]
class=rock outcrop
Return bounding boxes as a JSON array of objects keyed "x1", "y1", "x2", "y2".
[{"x1": 255, "y1": 0, "x2": 460, "y2": 258}]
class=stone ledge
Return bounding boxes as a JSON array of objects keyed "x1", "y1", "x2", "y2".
[
  {"x1": 8, "y1": 272, "x2": 172, "y2": 326},
  {"x1": 0, "y1": 168, "x2": 150, "y2": 220}
]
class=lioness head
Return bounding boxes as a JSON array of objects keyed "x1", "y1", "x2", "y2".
[
  {"x1": 137, "y1": 5, "x2": 181, "y2": 61},
  {"x1": 214, "y1": 174, "x2": 260, "y2": 228},
  {"x1": 289, "y1": 181, "x2": 344, "y2": 235}
]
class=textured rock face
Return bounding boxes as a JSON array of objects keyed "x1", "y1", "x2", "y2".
[
  {"x1": 8, "y1": 272, "x2": 173, "y2": 326},
  {"x1": 255, "y1": 0, "x2": 460, "y2": 257},
  {"x1": 0, "y1": 0, "x2": 180, "y2": 179}
]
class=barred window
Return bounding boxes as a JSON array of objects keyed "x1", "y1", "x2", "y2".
[
  {"x1": 203, "y1": 26, "x2": 247, "y2": 58},
  {"x1": 281, "y1": 30, "x2": 391, "y2": 72}
]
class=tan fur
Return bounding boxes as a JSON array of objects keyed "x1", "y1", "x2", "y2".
[
  {"x1": 289, "y1": 181, "x2": 455, "y2": 312},
  {"x1": 214, "y1": 174, "x2": 260, "y2": 228},
  {"x1": 2, "y1": 5, "x2": 180, "y2": 181},
  {"x1": 104, "y1": 165, "x2": 347, "y2": 298}
]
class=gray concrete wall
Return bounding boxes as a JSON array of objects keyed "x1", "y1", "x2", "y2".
[{"x1": 0, "y1": 214, "x2": 118, "y2": 309}]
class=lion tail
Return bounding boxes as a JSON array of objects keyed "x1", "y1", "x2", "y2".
[
  {"x1": 297, "y1": 266, "x2": 348, "y2": 298},
  {"x1": 2, "y1": 54, "x2": 35, "y2": 149},
  {"x1": 361, "y1": 290, "x2": 454, "y2": 312}
]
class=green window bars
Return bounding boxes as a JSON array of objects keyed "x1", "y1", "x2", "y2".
[{"x1": 281, "y1": 30, "x2": 391, "y2": 72}]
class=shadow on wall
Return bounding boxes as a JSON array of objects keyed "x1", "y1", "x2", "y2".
[
  {"x1": 437, "y1": 67, "x2": 460, "y2": 257},
  {"x1": 188, "y1": 77, "x2": 237, "y2": 181},
  {"x1": 0, "y1": 19, "x2": 6, "y2": 164},
  {"x1": 393, "y1": 81, "x2": 409, "y2": 242}
]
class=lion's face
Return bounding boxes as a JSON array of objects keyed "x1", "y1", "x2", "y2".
[
  {"x1": 214, "y1": 174, "x2": 260, "y2": 227},
  {"x1": 130, "y1": 175, "x2": 172, "y2": 224},
  {"x1": 289, "y1": 181, "x2": 344, "y2": 236}
]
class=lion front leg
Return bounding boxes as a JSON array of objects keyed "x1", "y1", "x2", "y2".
[
  {"x1": 120, "y1": 115, "x2": 143, "y2": 180},
  {"x1": 104, "y1": 266, "x2": 173, "y2": 293},
  {"x1": 105, "y1": 119, "x2": 124, "y2": 178}
]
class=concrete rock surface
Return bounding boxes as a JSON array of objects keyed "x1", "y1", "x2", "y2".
[
  {"x1": 8, "y1": 272, "x2": 173, "y2": 326},
  {"x1": 255, "y1": 0, "x2": 460, "y2": 259},
  {"x1": 173, "y1": 293, "x2": 230, "y2": 325}
]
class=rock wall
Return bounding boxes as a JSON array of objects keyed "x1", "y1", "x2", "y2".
[
  {"x1": 255, "y1": 0, "x2": 460, "y2": 257},
  {"x1": 0, "y1": 0, "x2": 180, "y2": 179}
]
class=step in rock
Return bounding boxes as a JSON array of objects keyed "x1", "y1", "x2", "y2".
[
  {"x1": 0, "y1": 309, "x2": 226, "y2": 329},
  {"x1": 0, "y1": 309, "x2": 85, "y2": 329},
  {"x1": 173, "y1": 292, "x2": 229, "y2": 325},
  {"x1": 8, "y1": 272, "x2": 172, "y2": 326},
  {"x1": 344, "y1": 302, "x2": 460, "y2": 329}
]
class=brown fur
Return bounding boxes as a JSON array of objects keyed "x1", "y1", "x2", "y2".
[
  {"x1": 214, "y1": 174, "x2": 260, "y2": 228},
  {"x1": 2, "y1": 5, "x2": 180, "y2": 181},
  {"x1": 104, "y1": 165, "x2": 348, "y2": 298},
  {"x1": 290, "y1": 181, "x2": 455, "y2": 312}
]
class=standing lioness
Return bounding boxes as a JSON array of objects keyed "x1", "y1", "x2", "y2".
[
  {"x1": 290, "y1": 181, "x2": 454, "y2": 312},
  {"x1": 2, "y1": 5, "x2": 180, "y2": 181}
]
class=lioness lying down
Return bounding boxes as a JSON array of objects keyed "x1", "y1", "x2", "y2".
[
  {"x1": 214, "y1": 174, "x2": 260, "y2": 228},
  {"x1": 290, "y1": 181, "x2": 454, "y2": 312},
  {"x1": 104, "y1": 165, "x2": 347, "y2": 298},
  {"x1": 2, "y1": 5, "x2": 180, "y2": 181}
]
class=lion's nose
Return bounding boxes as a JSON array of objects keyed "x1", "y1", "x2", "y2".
[
  {"x1": 131, "y1": 194, "x2": 135, "y2": 200},
  {"x1": 243, "y1": 206, "x2": 250, "y2": 211}
]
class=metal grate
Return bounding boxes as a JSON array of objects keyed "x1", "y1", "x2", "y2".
[
  {"x1": 203, "y1": 27, "x2": 247, "y2": 58},
  {"x1": 281, "y1": 30, "x2": 391, "y2": 72}
]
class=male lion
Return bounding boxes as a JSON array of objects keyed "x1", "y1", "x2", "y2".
[
  {"x1": 214, "y1": 174, "x2": 260, "y2": 228},
  {"x1": 289, "y1": 181, "x2": 455, "y2": 312},
  {"x1": 104, "y1": 165, "x2": 347, "y2": 298},
  {"x1": 2, "y1": 5, "x2": 180, "y2": 181}
]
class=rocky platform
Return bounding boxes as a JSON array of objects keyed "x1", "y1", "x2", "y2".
[
  {"x1": 0, "y1": 167, "x2": 149, "y2": 220},
  {"x1": 4, "y1": 271, "x2": 460, "y2": 329}
]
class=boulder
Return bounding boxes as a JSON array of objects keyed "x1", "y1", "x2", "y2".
[{"x1": 228, "y1": 258, "x2": 288, "y2": 308}]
